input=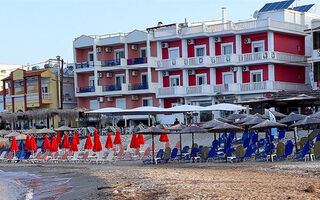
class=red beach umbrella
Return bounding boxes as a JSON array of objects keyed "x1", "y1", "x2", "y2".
[
  {"x1": 137, "y1": 134, "x2": 145, "y2": 145},
  {"x1": 130, "y1": 133, "x2": 137, "y2": 148},
  {"x1": 70, "y1": 135, "x2": 79, "y2": 152},
  {"x1": 74, "y1": 131, "x2": 80, "y2": 144},
  {"x1": 113, "y1": 130, "x2": 121, "y2": 145},
  {"x1": 134, "y1": 134, "x2": 140, "y2": 148},
  {"x1": 30, "y1": 136, "x2": 37, "y2": 151},
  {"x1": 84, "y1": 135, "x2": 93, "y2": 150},
  {"x1": 93, "y1": 133, "x2": 102, "y2": 152},
  {"x1": 50, "y1": 136, "x2": 58, "y2": 152},
  {"x1": 56, "y1": 131, "x2": 62, "y2": 145},
  {"x1": 42, "y1": 135, "x2": 51, "y2": 150},
  {"x1": 105, "y1": 132, "x2": 114, "y2": 149},
  {"x1": 24, "y1": 135, "x2": 31, "y2": 150},
  {"x1": 10, "y1": 136, "x2": 19, "y2": 152},
  {"x1": 159, "y1": 134, "x2": 169, "y2": 142},
  {"x1": 62, "y1": 134, "x2": 70, "y2": 149}
]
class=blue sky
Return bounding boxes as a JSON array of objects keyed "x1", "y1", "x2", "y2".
[{"x1": 0, "y1": 0, "x2": 318, "y2": 65}]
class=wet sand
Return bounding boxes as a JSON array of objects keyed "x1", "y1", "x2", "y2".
[{"x1": 1, "y1": 161, "x2": 320, "y2": 200}]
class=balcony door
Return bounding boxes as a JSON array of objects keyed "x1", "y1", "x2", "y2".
[
  {"x1": 223, "y1": 72, "x2": 234, "y2": 84},
  {"x1": 169, "y1": 47, "x2": 179, "y2": 60},
  {"x1": 196, "y1": 74, "x2": 207, "y2": 85},
  {"x1": 114, "y1": 49, "x2": 124, "y2": 61},
  {"x1": 115, "y1": 74, "x2": 125, "y2": 89},
  {"x1": 170, "y1": 75, "x2": 180, "y2": 87},
  {"x1": 195, "y1": 45, "x2": 206, "y2": 57},
  {"x1": 221, "y1": 43, "x2": 233, "y2": 55},
  {"x1": 88, "y1": 52, "x2": 94, "y2": 66},
  {"x1": 141, "y1": 73, "x2": 148, "y2": 85},
  {"x1": 89, "y1": 76, "x2": 95, "y2": 87},
  {"x1": 251, "y1": 70, "x2": 262, "y2": 82},
  {"x1": 252, "y1": 41, "x2": 264, "y2": 53}
]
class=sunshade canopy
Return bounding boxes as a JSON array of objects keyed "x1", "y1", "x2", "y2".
[
  {"x1": 210, "y1": 123, "x2": 243, "y2": 133},
  {"x1": 137, "y1": 127, "x2": 169, "y2": 135},
  {"x1": 55, "y1": 126, "x2": 74, "y2": 131},
  {"x1": 180, "y1": 125, "x2": 207, "y2": 134},
  {"x1": 290, "y1": 116, "x2": 320, "y2": 128},
  {"x1": 278, "y1": 112, "x2": 306, "y2": 124},
  {"x1": 250, "y1": 120, "x2": 287, "y2": 130}
]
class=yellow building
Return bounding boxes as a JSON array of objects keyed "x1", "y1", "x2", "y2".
[
  {"x1": 2, "y1": 67, "x2": 60, "y2": 127},
  {"x1": 0, "y1": 64, "x2": 23, "y2": 91}
]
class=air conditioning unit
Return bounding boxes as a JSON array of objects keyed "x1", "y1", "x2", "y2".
[
  {"x1": 187, "y1": 39, "x2": 195, "y2": 45},
  {"x1": 96, "y1": 47, "x2": 102, "y2": 53},
  {"x1": 132, "y1": 71, "x2": 138, "y2": 76},
  {"x1": 105, "y1": 47, "x2": 112, "y2": 52},
  {"x1": 98, "y1": 72, "x2": 103, "y2": 78},
  {"x1": 244, "y1": 38, "x2": 252, "y2": 44},
  {"x1": 106, "y1": 72, "x2": 113, "y2": 78},
  {"x1": 162, "y1": 71, "x2": 169, "y2": 76},
  {"x1": 97, "y1": 97, "x2": 104, "y2": 103},
  {"x1": 242, "y1": 66, "x2": 249, "y2": 71},
  {"x1": 161, "y1": 42, "x2": 169, "y2": 48},
  {"x1": 231, "y1": 66, "x2": 238, "y2": 72},
  {"x1": 131, "y1": 95, "x2": 139, "y2": 101},
  {"x1": 214, "y1": 37, "x2": 222, "y2": 43},
  {"x1": 107, "y1": 97, "x2": 113, "y2": 102},
  {"x1": 188, "y1": 70, "x2": 195, "y2": 75},
  {"x1": 131, "y1": 44, "x2": 137, "y2": 50}
]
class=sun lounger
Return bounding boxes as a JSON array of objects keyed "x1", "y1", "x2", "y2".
[
  {"x1": 70, "y1": 152, "x2": 80, "y2": 162},
  {"x1": 21, "y1": 152, "x2": 31, "y2": 162},
  {"x1": 0, "y1": 151, "x2": 7, "y2": 162},
  {"x1": 158, "y1": 147, "x2": 172, "y2": 163},
  {"x1": 106, "y1": 151, "x2": 114, "y2": 162},
  {"x1": 49, "y1": 152, "x2": 60, "y2": 163},
  {"x1": 276, "y1": 140, "x2": 293, "y2": 160},
  {"x1": 6, "y1": 151, "x2": 14, "y2": 162},
  {"x1": 143, "y1": 149, "x2": 164, "y2": 164},
  {"x1": 30, "y1": 151, "x2": 42, "y2": 163},
  {"x1": 295, "y1": 141, "x2": 314, "y2": 161},
  {"x1": 81, "y1": 151, "x2": 90, "y2": 162}
]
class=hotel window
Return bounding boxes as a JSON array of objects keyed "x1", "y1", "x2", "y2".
[
  {"x1": 251, "y1": 70, "x2": 262, "y2": 82},
  {"x1": 195, "y1": 45, "x2": 206, "y2": 57},
  {"x1": 89, "y1": 76, "x2": 95, "y2": 87},
  {"x1": 142, "y1": 97, "x2": 153, "y2": 107},
  {"x1": 169, "y1": 48, "x2": 179, "y2": 60},
  {"x1": 196, "y1": 74, "x2": 207, "y2": 85},
  {"x1": 140, "y1": 48, "x2": 147, "y2": 57},
  {"x1": 252, "y1": 41, "x2": 265, "y2": 52},
  {"x1": 88, "y1": 52, "x2": 94, "y2": 62},
  {"x1": 114, "y1": 49, "x2": 125, "y2": 61},
  {"x1": 41, "y1": 85, "x2": 48, "y2": 93},
  {"x1": 170, "y1": 75, "x2": 180, "y2": 86},
  {"x1": 221, "y1": 43, "x2": 233, "y2": 55},
  {"x1": 223, "y1": 72, "x2": 234, "y2": 84}
]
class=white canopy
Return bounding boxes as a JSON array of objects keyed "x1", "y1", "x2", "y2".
[
  {"x1": 205, "y1": 103, "x2": 247, "y2": 111},
  {"x1": 86, "y1": 107, "x2": 124, "y2": 114},
  {"x1": 121, "y1": 106, "x2": 168, "y2": 115},
  {"x1": 166, "y1": 104, "x2": 208, "y2": 112}
]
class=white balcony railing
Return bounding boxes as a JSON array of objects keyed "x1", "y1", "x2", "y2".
[
  {"x1": 240, "y1": 82, "x2": 267, "y2": 91},
  {"x1": 183, "y1": 56, "x2": 213, "y2": 66},
  {"x1": 42, "y1": 93, "x2": 51, "y2": 99},
  {"x1": 157, "y1": 58, "x2": 184, "y2": 68},
  {"x1": 157, "y1": 86, "x2": 185, "y2": 97},
  {"x1": 272, "y1": 81, "x2": 311, "y2": 91},
  {"x1": 213, "y1": 84, "x2": 229, "y2": 93},
  {"x1": 238, "y1": 51, "x2": 307, "y2": 64},
  {"x1": 26, "y1": 93, "x2": 39, "y2": 101},
  {"x1": 273, "y1": 52, "x2": 307, "y2": 63},
  {"x1": 186, "y1": 85, "x2": 213, "y2": 95},
  {"x1": 212, "y1": 54, "x2": 237, "y2": 65}
]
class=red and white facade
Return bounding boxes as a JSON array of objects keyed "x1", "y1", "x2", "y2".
[{"x1": 74, "y1": 4, "x2": 320, "y2": 123}]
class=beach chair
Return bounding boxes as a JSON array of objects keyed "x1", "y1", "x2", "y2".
[
  {"x1": 81, "y1": 151, "x2": 90, "y2": 162},
  {"x1": 40, "y1": 151, "x2": 50, "y2": 162},
  {"x1": 92, "y1": 151, "x2": 105, "y2": 164},
  {"x1": 21, "y1": 152, "x2": 31, "y2": 162},
  {"x1": 70, "y1": 152, "x2": 80, "y2": 163},
  {"x1": 6, "y1": 151, "x2": 14, "y2": 162},
  {"x1": 206, "y1": 148, "x2": 217, "y2": 162},
  {"x1": 278, "y1": 129, "x2": 285, "y2": 141},
  {"x1": 15, "y1": 151, "x2": 24, "y2": 163},
  {"x1": 314, "y1": 141, "x2": 320, "y2": 159},
  {"x1": 276, "y1": 140, "x2": 294, "y2": 160},
  {"x1": 169, "y1": 148, "x2": 179, "y2": 161},
  {"x1": 143, "y1": 149, "x2": 164, "y2": 164},
  {"x1": 180, "y1": 146, "x2": 190, "y2": 158},
  {"x1": 49, "y1": 152, "x2": 60, "y2": 163},
  {"x1": 30, "y1": 151, "x2": 42, "y2": 163},
  {"x1": 158, "y1": 147, "x2": 172, "y2": 163},
  {"x1": 236, "y1": 131, "x2": 249, "y2": 143},
  {"x1": 59, "y1": 151, "x2": 71, "y2": 162},
  {"x1": 232, "y1": 145, "x2": 254, "y2": 162},
  {"x1": 106, "y1": 151, "x2": 114, "y2": 162},
  {"x1": 295, "y1": 141, "x2": 314, "y2": 161},
  {"x1": 0, "y1": 151, "x2": 7, "y2": 162},
  {"x1": 183, "y1": 147, "x2": 200, "y2": 162}
]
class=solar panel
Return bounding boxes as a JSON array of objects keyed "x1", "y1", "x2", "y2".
[
  {"x1": 293, "y1": 4, "x2": 314, "y2": 12},
  {"x1": 259, "y1": 0, "x2": 295, "y2": 12}
]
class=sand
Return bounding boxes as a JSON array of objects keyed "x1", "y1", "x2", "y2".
[{"x1": 1, "y1": 161, "x2": 320, "y2": 200}]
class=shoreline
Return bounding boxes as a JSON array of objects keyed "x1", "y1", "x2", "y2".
[{"x1": 1, "y1": 161, "x2": 320, "y2": 199}]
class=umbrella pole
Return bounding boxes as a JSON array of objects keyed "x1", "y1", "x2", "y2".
[
  {"x1": 293, "y1": 121, "x2": 298, "y2": 153},
  {"x1": 152, "y1": 133, "x2": 155, "y2": 164},
  {"x1": 219, "y1": 133, "x2": 221, "y2": 147},
  {"x1": 192, "y1": 133, "x2": 195, "y2": 163},
  {"x1": 180, "y1": 133, "x2": 182, "y2": 159},
  {"x1": 225, "y1": 132, "x2": 228, "y2": 163},
  {"x1": 308, "y1": 126, "x2": 311, "y2": 161},
  {"x1": 269, "y1": 128, "x2": 272, "y2": 162},
  {"x1": 256, "y1": 131, "x2": 259, "y2": 154},
  {"x1": 148, "y1": 114, "x2": 151, "y2": 127}
]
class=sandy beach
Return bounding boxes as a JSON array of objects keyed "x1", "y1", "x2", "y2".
[{"x1": 1, "y1": 160, "x2": 320, "y2": 200}]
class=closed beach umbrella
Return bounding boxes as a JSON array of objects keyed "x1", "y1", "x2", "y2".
[
  {"x1": 130, "y1": 133, "x2": 137, "y2": 148},
  {"x1": 30, "y1": 136, "x2": 37, "y2": 151},
  {"x1": 113, "y1": 130, "x2": 122, "y2": 145},
  {"x1": 50, "y1": 136, "x2": 58, "y2": 152},
  {"x1": 159, "y1": 134, "x2": 169, "y2": 142},
  {"x1": 93, "y1": 133, "x2": 102, "y2": 152},
  {"x1": 56, "y1": 131, "x2": 62, "y2": 145},
  {"x1": 62, "y1": 134, "x2": 70, "y2": 149},
  {"x1": 137, "y1": 134, "x2": 145, "y2": 145},
  {"x1": 74, "y1": 131, "x2": 80, "y2": 144},
  {"x1": 105, "y1": 133, "x2": 114, "y2": 149},
  {"x1": 10, "y1": 136, "x2": 19, "y2": 152},
  {"x1": 24, "y1": 135, "x2": 31, "y2": 150},
  {"x1": 134, "y1": 134, "x2": 140, "y2": 149},
  {"x1": 42, "y1": 135, "x2": 51, "y2": 150},
  {"x1": 84, "y1": 135, "x2": 93, "y2": 150},
  {"x1": 70, "y1": 135, "x2": 79, "y2": 152}
]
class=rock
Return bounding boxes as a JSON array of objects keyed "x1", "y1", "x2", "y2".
[
  {"x1": 305, "y1": 185, "x2": 317, "y2": 193},
  {"x1": 270, "y1": 165, "x2": 278, "y2": 169},
  {"x1": 113, "y1": 190, "x2": 119, "y2": 195}
]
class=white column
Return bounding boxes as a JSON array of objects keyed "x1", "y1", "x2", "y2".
[
  {"x1": 210, "y1": 68, "x2": 216, "y2": 85},
  {"x1": 268, "y1": 64, "x2": 275, "y2": 81},
  {"x1": 157, "y1": 41, "x2": 162, "y2": 59},
  {"x1": 236, "y1": 67, "x2": 242, "y2": 84},
  {"x1": 158, "y1": 71, "x2": 163, "y2": 87},
  {"x1": 209, "y1": 37, "x2": 215, "y2": 56},
  {"x1": 146, "y1": 33, "x2": 151, "y2": 60},
  {"x1": 182, "y1": 69, "x2": 188, "y2": 87},
  {"x1": 93, "y1": 39, "x2": 99, "y2": 89},
  {"x1": 74, "y1": 72, "x2": 78, "y2": 94},
  {"x1": 268, "y1": 31, "x2": 274, "y2": 51},
  {"x1": 125, "y1": 69, "x2": 129, "y2": 84},
  {"x1": 147, "y1": 67, "x2": 152, "y2": 85},
  {"x1": 124, "y1": 43, "x2": 128, "y2": 59},
  {"x1": 181, "y1": 39, "x2": 187, "y2": 58},
  {"x1": 235, "y1": 35, "x2": 242, "y2": 55}
]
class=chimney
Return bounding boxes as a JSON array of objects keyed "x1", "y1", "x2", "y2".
[{"x1": 222, "y1": 7, "x2": 227, "y2": 23}]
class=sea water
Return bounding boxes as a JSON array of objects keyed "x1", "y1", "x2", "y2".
[{"x1": 0, "y1": 170, "x2": 72, "y2": 200}]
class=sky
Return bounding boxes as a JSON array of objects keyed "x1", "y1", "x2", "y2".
[{"x1": 0, "y1": 0, "x2": 318, "y2": 66}]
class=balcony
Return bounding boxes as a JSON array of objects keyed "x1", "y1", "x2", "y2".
[
  {"x1": 128, "y1": 83, "x2": 148, "y2": 90},
  {"x1": 101, "y1": 59, "x2": 121, "y2": 67},
  {"x1": 75, "y1": 61, "x2": 95, "y2": 73},
  {"x1": 78, "y1": 86, "x2": 95, "y2": 93},
  {"x1": 42, "y1": 93, "x2": 51, "y2": 99},
  {"x1": 240, "y1": 82, "x2": 267, "y2": 91},
  {"x1": 127, "y1": 57, "x2": 147, "y2": 65},
  {"x1": 157, "y1": 86, "x2": 186, "y2": 98},
  {"x1": 183, "y1": 56, "x2": 213, "y2": 67},
  {"x1": 102, "y1": 85, "x2": 122, "y2": 92},
  {"x1": 185, "y1": 85, "x2": 213, "y2": 96}
]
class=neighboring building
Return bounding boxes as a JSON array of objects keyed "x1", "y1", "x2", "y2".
[
  {"x1": 73, "y1": 30, "x2": 159, "y2": 124},
  {"x1": 0, "y1": 64, "x2": 23, "y2": 91},
  {"x1": 62, "y1": 65, "x2": 77, "y2": 109},
  {"x1": 309, "y1": 19, "x2": 320, "y2": 89},
  {"x1": 73, "y1": 0, "x2": 320, "y2": 123}
]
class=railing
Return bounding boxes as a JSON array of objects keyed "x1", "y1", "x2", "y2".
[
  {"x1": 213, "y1": 84, "x2": 229, "y2": 93},
  {"x1": 128, "y1": 83, "x2": 148, "y2": 90},
  {"x1": 127, "y1": 57, "x2": 147, "y2": 65},
  {"x1": 102, "y1": 85, "x2": 121, "y2": 92},
  {"x1": 153, "y1": 26, "x2": 178, "y2": 38},
  {"x1": 240, "y1": 82, "x2": 266, "y2": 91},
  {"x1": 238, "y1": 52, "x2": 268, "y2": 62},
  {"x1": 42, "y1": 93, "x2": 51, "y2": 99},
  {"x1": 75, "y1": 62, "x2": 94, "y2": 69},
  {"x1": 26, "y1": 93, "x2": 38, "y2": 101},
  {"x1": 157, "y1": 86, "x2": 185, "y2": 96},
  {"x1": 156, "y1": 58, "x2": 184, "y2": 68},
  {"x1": 272, "y1": 81, "x2": 311, "y2": 91},
  {"x1": 90, "y1": 32, "x2": 127, "y2": 39},
  {"x1": 273, "y1": 52, "x2": 307, "y2": 63},
  {"x1": 212, "y1": 54, "x2": 236, "y2": 64},
  {"x1": 101, "y1": 59, "x2": 121, "y2": 67},
  {"x1": 184, "y1": 56, "x2": 212, "y2": 66},
  {"x1": 78, "y1": 86, "x2": 95, "y2": 93},
  {"x1": 186, "y1": 85, "x2": 212, "y2": 95}
]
